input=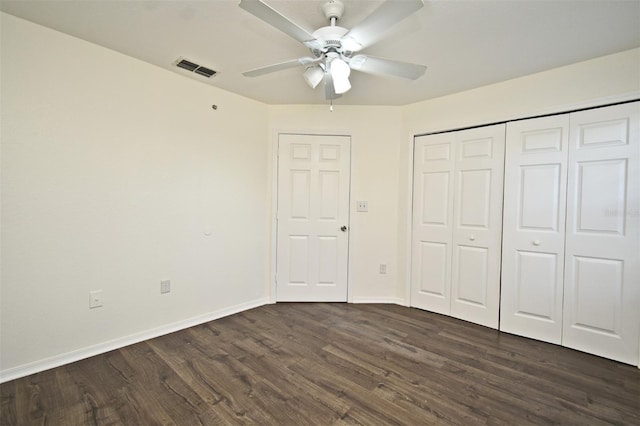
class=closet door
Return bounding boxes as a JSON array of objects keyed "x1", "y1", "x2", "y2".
[
  {"x1": 500, "y1": 115, "x2": 569, "y2": 343},
  {"x1": 563, "y1": 102, "x2": 639, "y2": 365},
  {"x1": 411, "y1": 133, "x2": 455, "y2": 315},
  {"x1": 450, "y1": 124, "x2": 506, "y2": 329},
  {"x1": 411, "y1": 125, "x2": 505, "y2": 329}
]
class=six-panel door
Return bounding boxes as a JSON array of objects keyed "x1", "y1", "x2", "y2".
[
  {"x1": 411, "y1": 132, "x2": 456, "y2": 315},
  {"x1": 450, "y1": 125, "x2": 506, "y2": 329},
  {"x1": 563, "y1": 103, "x2": 639, "y2": 364},
  {"x1": 500, "y1": 115, "x2": 569, "y2": 344},
  {"x1": 276, "y1": 134, "x2": 351, "y2": 302},
  {"x1": 412, "y1": 124, "x2": 505, "y2": 329}
]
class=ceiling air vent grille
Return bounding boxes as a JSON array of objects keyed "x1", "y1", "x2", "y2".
[
  {"x1": 176, "y1": 58, "x2": 217, "y2": 78},
  {"x1": 194, "y1": 66, "x2": 216, "y2": 78}
]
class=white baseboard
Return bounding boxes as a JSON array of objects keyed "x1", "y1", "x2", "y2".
[
  {"x1": 0, "y1": 297, "x2": 269, "y2": 383},
  {"x1": 351, "y1": 297, "x2": 407, "y2": 306},
  {"x1": 1, "y1": 296, "x2": 416, "y2": 382}
]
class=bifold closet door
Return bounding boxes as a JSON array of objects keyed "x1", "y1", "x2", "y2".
[
  {"x1": 412, "y1": 124, "x2": 505, "y2": 329},
  {"x1": 563, "y1": 102, "x2": 640, "y2": 365},
  {"x1": 450, "y1": 125, "x2": 505, "y2": 329},
  {"x1": 411, "y1": 132, "x2": 455, "y2": 315},
  {"x1": 500, "y1": 115, "x2": 569, "y2": 344}
]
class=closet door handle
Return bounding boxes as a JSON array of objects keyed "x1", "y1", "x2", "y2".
[
  {"x1": 532, "y1": 240, "x2": 541, "y2": 246},
  {"x1": 469, "y1": 235, "x2": 476, "y2": 241}
]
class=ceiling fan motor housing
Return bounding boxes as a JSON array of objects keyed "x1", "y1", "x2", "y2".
[{"x1": 312, "y1": 26, "x2": 349, "y2": 51}]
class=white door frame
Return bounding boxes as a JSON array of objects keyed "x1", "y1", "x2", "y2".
[{"x1": 269, "y1": 130, "x2": 353, "y2": 303}]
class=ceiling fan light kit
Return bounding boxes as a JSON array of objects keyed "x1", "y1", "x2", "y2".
[
  {"x1": 303, "y1": 65, "x2": 325, "y2": 89},
  {"x1": 238, "y1": 0, "x2": 427, "y2": 103},
  {"x1": 329, "y1": 55, "x2": 351, "y2": 94}
]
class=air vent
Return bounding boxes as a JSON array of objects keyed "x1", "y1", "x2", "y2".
[
  {"x1": 176, "y1": 59, "x2": 198, "y2": 72},
  {"x1": 175, "y1": 58, "x2": 217, "y2": 78},
  {"x1": 194, "y1": 66, "x2": 216, "y2": 78}
]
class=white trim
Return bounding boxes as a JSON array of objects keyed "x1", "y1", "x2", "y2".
[
  {"x1": 522, "y1": 92, "x2": 640, "y2": 120},
  {"x1": 411, "y1": 92, "x2": 640, "y2": 137},
  {"x1": 404, "y1": 131, "x2": 417, "y2": 307},
  {"x1": 351, "y1": 297, "x2": 407, "y2": 306},
  {"x1": 269, "y1": 130, "x2": 279, "y2": 303},
  {"x1": 0, "y1": 297, "x2": 269, "y2": 383},
  {"x1": 346, "y1": 135, "x2": 354, "y2": 304}
]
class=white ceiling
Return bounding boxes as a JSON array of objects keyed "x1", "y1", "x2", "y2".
[{"x1": 2, "y1": 0, "x2": 639, "y2": 106}]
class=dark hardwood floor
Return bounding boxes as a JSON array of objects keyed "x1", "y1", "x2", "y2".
[{"x1": 1, "y1": 303, "x2": 639, "y2": 425}]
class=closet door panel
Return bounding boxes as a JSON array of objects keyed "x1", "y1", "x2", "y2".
[
  {"x1": 411, "y1": 133, "x2": 455, "y2": 315},
  {"x1": 563, "y1": 102, "x2": 639, "y2": 365},
  {"x1": 575, "y1": 159, "x2": 627, "y2": 234},
  {"x1": 514, "y1": 251, "x2": 559, "y2": 318},
  {"x1": 500, "y1": 115, "x2": 569, "y2": 344},
  {"x1": 450, "y1": 124, "x2": 505, "y2": 329},
  {"x1": 417, "y1": 241, "x2": 449, "y2": 298},
  {"x1": 453, "y1": 245, "x2": 489, "y2": 305},
  {"x1": 518, "y1": 164, "x2": 562, "y2": 230}
]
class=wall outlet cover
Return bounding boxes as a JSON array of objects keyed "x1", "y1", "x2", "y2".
[{"x1": 161, "y1": 280, "x2": 171, "y2": 294}]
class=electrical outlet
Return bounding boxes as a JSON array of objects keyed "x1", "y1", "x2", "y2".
[
  {"x1": 379, "y1": 264, "x2": 387, "y2": 274},
  {"x1": 357, "y1": 201, "x2": 368, "y2": 212},
  {"x1": 89, "y1": 290, "x2": 103, "y2": 309},
  {"x1": 161, "y1": 280, "x2": 171, "y2": 294}
]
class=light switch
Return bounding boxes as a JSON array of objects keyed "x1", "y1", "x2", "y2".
[{"x1": 357, "y1": 201, "x2": 368, "y2": 212}]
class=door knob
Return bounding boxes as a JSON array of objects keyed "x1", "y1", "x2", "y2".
[
  {"x1": 469, "y1": 235, "x2": 476, "y2": 241},
  {"x1": 340, "y1": 225, "x2": 348, "y2": 232},
  {"x1": 532, "y1": 240, "x2": 541, "y2": 246}
]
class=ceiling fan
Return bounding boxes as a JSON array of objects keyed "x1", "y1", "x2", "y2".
[{"x1": 239, "y1": 0, "x2": 427, "y2": 100}]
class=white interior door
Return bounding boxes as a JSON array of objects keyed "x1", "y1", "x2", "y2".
[
  {"x1": 563, "y1": 102, "x2": 640, "y2": 364},
  {"x1": 411, "y1": 133, "x2": 456, "y2": 315},
  {"x1": 450, "y1": 124, "x2": 505, "y2": 329},
  {"x1": 411, "y1": 125, "x2": 505, "y2": 329},
  {"x1": 276, "y1": 134, "x2": 351, "y2": 302},
  {"x1": 500, "y1": 115, "x2": 569, "y2": 344}
]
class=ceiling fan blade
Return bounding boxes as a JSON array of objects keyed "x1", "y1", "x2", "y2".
[
  {"x1": 239, "y1": 0, "x2": 317, "y2": 44},
  {"x1": 243, "y1": 57, "x2": 315, "y2": 77},
  {"x1": 343, "y1": 0, "x2": 424, "y2": 51},
  {"x1": 349, "y1": 55, "x2": 426, "y2": 80}
]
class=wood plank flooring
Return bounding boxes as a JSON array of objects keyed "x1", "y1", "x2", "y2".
[{"x1": 1, "y1": 303, "x2": 639, "y2": 425}]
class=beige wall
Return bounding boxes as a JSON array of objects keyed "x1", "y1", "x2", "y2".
[
  {"x1": 2, "y1": 10, "x2": 639, "y2": 380},
  {"x1": 1, "y1": 13, "x2": 270, "y2": 377}
]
